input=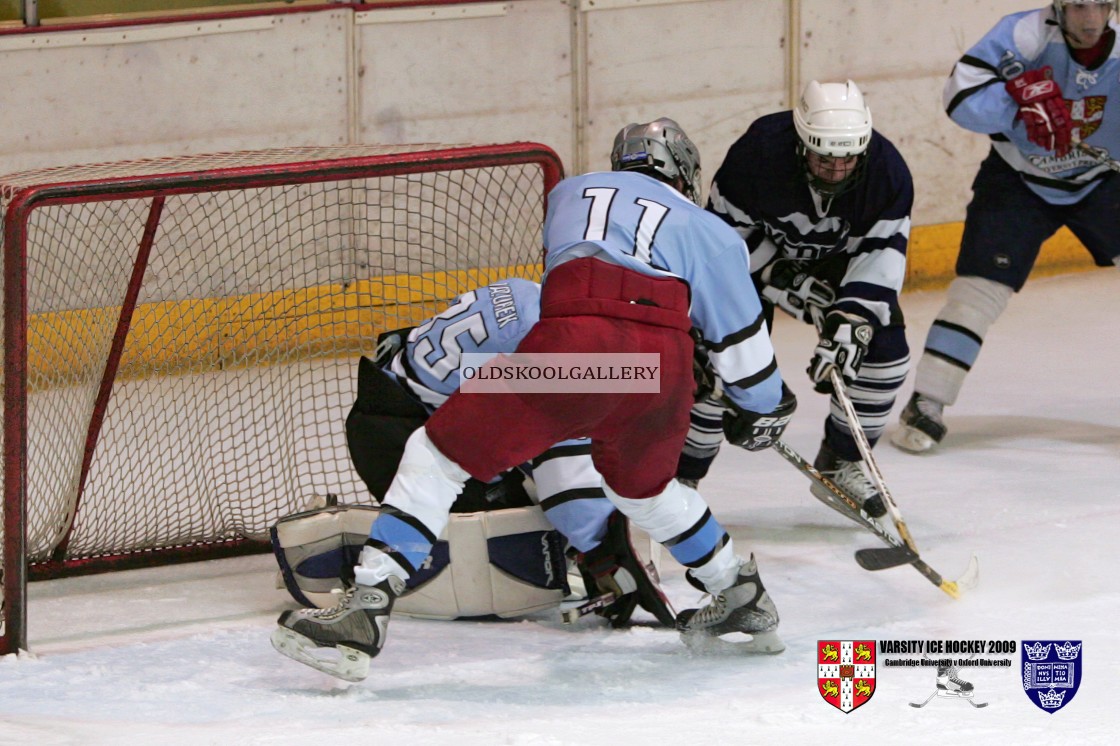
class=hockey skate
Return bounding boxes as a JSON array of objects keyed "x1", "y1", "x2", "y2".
[
  {"x1": 810, "y1": 440, "x2": 886, "y2": 518},
  {"x1": 676, "y1": 555, "x2": 784, "y2": 655},
  {"x1": 910, "y1": 665, "x2": 988, "y2": 708},
  {"x1": 271, "y1": 575, "x2": 405, "y2": 682},
  {"x1": 569, "y1": 510, "x2": 677, "y2": 627},
  {"x1": 891, "y1": 392, "x2": 947, "y2": 454}
]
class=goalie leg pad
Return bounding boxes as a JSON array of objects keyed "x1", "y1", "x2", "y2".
[{"x1": 272, "y1": 504, "x2": 566, "y2": 619}]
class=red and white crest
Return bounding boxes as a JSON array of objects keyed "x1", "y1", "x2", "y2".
[
  {"x1": 817, "y1": 640, "x2": 876, "y2": 713},
  {"x1": 1068, "y1": 95, "x2": 1106, "y2": 141}
]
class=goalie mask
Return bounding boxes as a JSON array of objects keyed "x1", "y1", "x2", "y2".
[
  {"x1": 793, "y1": 80, "x2": 872, "y2": 197},
  {"x1": 611, "y1": 117, "x2": 703, "y2": 205}
]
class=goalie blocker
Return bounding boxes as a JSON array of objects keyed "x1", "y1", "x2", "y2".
[{"x1": 272, "y1": 503, "x2": 569, "y2": 619}]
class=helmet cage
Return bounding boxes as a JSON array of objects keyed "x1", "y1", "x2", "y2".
[
  {"x1": 611, "y1": 118, "x2": 703, "y2": 205},
  {"x1": 795, "y1": 142, "x2": 869, "y2": 197}
]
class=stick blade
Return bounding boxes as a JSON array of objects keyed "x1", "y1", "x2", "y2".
[
  {"x1": 956, "y1": 555, "x2": 980, "y2": 592},
  {"x1": 854, "y1": 546, "x2": 919, "y2": 571}
]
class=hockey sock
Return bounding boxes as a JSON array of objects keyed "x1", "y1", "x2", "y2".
[
  {"x1": 603, "y1": 478, "x2": 738, "y2": 593},
  {"x1": 916, "y1": 276, "x2": 1011, "y2": 406}
]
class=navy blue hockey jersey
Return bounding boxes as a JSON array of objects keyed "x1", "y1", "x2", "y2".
[{"x1": 707, "y1": 111, "x2": 913, "y2": 327}]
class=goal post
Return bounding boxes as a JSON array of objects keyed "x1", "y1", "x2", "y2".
[{"x1": 0, "y1": 143, "x2": 564, "y2": 655}]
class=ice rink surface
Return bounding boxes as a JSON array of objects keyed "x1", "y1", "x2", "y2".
[{"x1": 2, "y1": 270, "x2": 1117, "y2": 745}]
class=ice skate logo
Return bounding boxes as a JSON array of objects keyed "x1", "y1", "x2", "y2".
[
  {"x1": 817, "y1": 639, "x2": 876, "y2": 713},
  {"x1": 910, "y1": 657, "x2": 989, "y2": 709},
  {"x1": 1022, "y1": 639, "x2": 1082, "y2": 713}
]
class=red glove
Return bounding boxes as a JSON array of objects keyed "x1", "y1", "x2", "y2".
[{"x1": 1005, "y1": 67, "x2": 1072, "y2": 157}]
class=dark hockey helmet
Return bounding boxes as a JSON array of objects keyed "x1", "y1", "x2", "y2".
[
  {"x1": 792, "y1": 80, "x2": 872, "y2": 197},
  {"x1": 611, "y1": 118, "x2": 703, "y2": 205}
]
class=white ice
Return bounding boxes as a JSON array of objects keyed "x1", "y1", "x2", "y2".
[{"x1": 2, "y1": 270, "x2": 1117, "y2": 745}]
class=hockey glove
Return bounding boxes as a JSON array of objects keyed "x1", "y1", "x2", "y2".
[
  {"x1": 722, "y1": 383, "x2": 797, "y2": 451},
  {"x1": 807, "y1": 310, "x2": 873, "y2": 394},
  {"x1": 574, "y1": 511, "x2": 676, "y2": 627},
  {"x1": 690, "y1": 328, "x2": 717, "y2": 403},
  {"x1": 759, "y1": 259, "x2": 836, "y2": 324},
  {"x1": 1005, "y1": 67, "x2": 1072, "y2": 157}
]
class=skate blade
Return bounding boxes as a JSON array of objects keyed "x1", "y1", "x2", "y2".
[
  {"x1": 936, "y1": 688, "x2": 976, "y2": 699},
  {"x1": 680, "y1": 629, "x2": 785, "y2": 655},
  {"x1": 270, "y1": 626, "x2": 371, "y2": 683},
  {"x1": 890, "y1": 425, "x2": 936, "y2": 454}
]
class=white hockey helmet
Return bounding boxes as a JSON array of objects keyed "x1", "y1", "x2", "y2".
[
  {"x1": 611, "y1": 117, "x2": 703, "y2": 205},
  {"x1": 793, "y1": 80, "x2": 873, "y2": 195},
  {"x1": 1052, "y1": 0, "x2": 1117, "y2": 29},
  {"x1": 793, "y1": 80, "x2": 873, "y2": 158}
]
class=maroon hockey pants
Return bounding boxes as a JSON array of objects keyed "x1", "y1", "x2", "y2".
[{"x1": 426, "y1": 257, "x2": 695, "y2": 499}]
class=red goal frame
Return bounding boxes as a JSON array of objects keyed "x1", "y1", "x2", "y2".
[{"x1": 1, "y1": 142, "x2": 563, "y2": 655}]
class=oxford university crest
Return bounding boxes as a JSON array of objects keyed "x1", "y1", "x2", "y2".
[{"x1": 1022, "y1": 640, "x2": 1082, "y2": 713}]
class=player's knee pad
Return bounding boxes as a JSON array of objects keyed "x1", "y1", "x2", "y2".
[
  {"x1": 941, "y1": 276, "x2": 1013, "y2": 332},
  {"x1": 917, "y1": 276, "x2": 1012, "y2": 405},
  {"x1": 382, "y1": 426, "x2": 471, "y2": 540},
  {"x1": 271, "y1": 504, "x2": 568, "y2": 620}
]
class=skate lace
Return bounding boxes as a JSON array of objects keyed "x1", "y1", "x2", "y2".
[
  {"x1": 305, "y1": 586, "x2": 356, "y2": 618},
  {"x1": 947, "y1": 669, "x2": 968, "y2": 686},
  {"x1": 914, "y1": 395, "x2": 944, "y2": 420},
  {"x1": 827, "y1": 460, "x2": 875, "y2": 498},
  {"x1": 689, "y1": 593, "x2": 730, "y2": 628}
]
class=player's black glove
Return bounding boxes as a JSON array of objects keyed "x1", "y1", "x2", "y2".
[
  {"x1": 807, "y1": 310, "x2": 873, "y2": 394},
  {"x1": 574, "y1": 511, "x2": 676, "y2": 628},
  {"x1": 722, "y1": 384, "x2": 797, "y2": 451},
  {"x1": 759, "y1": 259, "x2": 836, "y2": 324},
  {"x1": 372, "y1": 326, "x2": 415, "y2": 368},
  {"x1": 690, "y1": 328, "x2": 717, "y2": 403}
]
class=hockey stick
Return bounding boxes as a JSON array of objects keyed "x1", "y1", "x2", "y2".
[
  {"x1": 773, "y1": 439, "x2": 974, "y2": 599},
  {"x1": 773, "y1": 439, "x2": 914, "y2": 565},
  {"x1": 808, "y1": 306, "x2": 919, "y2": 554},
  {"x1": 1074, "y1": 138, "x2": 1120, "y2": 173},
  {"x1": 561, "y1": 592, "x2": 618, "y2": 623},
  {"x1": 908, "y1": 691, "x2": 938, "y2": 708},
  {"x1": 827, "y1": 366, "x2": 920, "y2": 554}
]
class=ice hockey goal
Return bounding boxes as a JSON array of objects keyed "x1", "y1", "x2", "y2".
[{"x1": 0, "y1": 143, "x2": 563, "y2": 654}]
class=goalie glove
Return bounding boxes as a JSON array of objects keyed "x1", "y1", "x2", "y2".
[
  {"x1": 722, "y1": 383, "x2": 797, "y2": 452},
  {"x1": 1005, "y1": 67, "x2": 1072, "y2": 157},
  {"x1": 574, "y1": 511, "x2": 676, "y2": 627},
  {"x1": 759, "y1": 259, "x2": 836, "y2": 324},
  {"x1": 807, "y1": 310, "x2": 873, "y2": 394}
]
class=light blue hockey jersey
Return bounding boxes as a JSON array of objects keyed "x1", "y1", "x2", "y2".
[
  {"x1": 387, "y1": 278, "x2": 541, "y2": 409},
  {"x1": 542, "y1": 171, "x2": 783, "y2": 415},
  {"x1": 944, "y1": 6, "x2": 1120, "y2": 204},
  {"x1": 385, "y1": 278, "x2": 612, "y2": 551}
]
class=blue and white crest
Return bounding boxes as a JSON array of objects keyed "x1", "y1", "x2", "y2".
[{"x1": 1021, "y1": 640, "x2": 1082, "y2": 713}]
